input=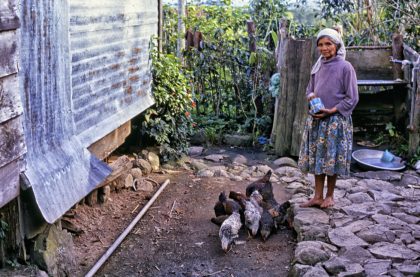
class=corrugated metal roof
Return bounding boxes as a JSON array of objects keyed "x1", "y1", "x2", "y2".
[
  {"x1": 69, "y1": 0, "x2": 157, "y2": 147},
  {"x1": 20, "y1": 0, "x2": 111, "y2": 223}
]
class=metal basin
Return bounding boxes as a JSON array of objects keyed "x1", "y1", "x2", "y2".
[{"x1": 352, "y1": 149, "x2": 406, "y2": 171}]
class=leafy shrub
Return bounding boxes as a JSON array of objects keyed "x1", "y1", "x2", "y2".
[{"x1": 141, "y1": 48, "x2": 194, "y2": 162}]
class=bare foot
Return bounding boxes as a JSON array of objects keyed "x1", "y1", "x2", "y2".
[
  {"x1": 299, "y1": 198, "x2": 323, "y2": 208},
  {"x1": 321, "y1": 197, "x2": 335, "y2": 208}
]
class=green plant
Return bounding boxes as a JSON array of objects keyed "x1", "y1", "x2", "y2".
[
  {"x1": 141, "y1": 47, "x2": 194, "y2": 162},
  {"x1": 0, "y1": 219, "x2": 8, "y2": 240}
]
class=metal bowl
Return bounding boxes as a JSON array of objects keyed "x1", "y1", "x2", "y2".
[{"x1": 352, "y1": 149, "x2": 405, "y2": 171}]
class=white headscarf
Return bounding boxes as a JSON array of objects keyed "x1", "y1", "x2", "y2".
[{"x1": 310, "y1": 28, "x2": 346, "y2": 75}]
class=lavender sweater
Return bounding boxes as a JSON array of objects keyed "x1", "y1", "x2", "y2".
[{"x1": 306, "y1": 56, "x2": 359, "y2": 117}]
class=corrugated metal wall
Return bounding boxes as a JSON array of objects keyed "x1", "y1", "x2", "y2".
[
  {"x1": 0, "y1": 0, "x2": 25, "y2": 208},
  {"x1": 69, "y1": 0, "x2": 157, "y2": 147}
]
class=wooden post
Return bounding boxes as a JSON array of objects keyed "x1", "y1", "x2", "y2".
[
  {"x1": 177, "y1": 0, "x2": 186, "y2": 59},
  {"x1": 158, "y1": 0, "x2": 163, "y2": 53},
  {"x1": 246, "y1": 20, "x2": 256, "y2": 52},
  {"x1": 392, "y1": 33, "x2": 404, "y2": 80},
  {"x1": 408, "y1": 67, "x2": 420, "y2": 157}
]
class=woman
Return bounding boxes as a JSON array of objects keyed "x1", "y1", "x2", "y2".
[{"x1": 298, "y1": 28, "x2": 359, "y2": 208}]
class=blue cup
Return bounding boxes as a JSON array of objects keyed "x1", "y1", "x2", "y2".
[
  {"x1": 309, "y1": 97, "x2": 325, "y2": 114},
  {"x1": 381, "y1": 150, "x2": 395, "y2": 163}
]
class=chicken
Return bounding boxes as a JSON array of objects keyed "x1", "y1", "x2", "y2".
[
  {"x1": 243, "y1": 190, "x2": 263, "y2": 237},
  {"x1": 272, "y1": 201, "x2": 291, "y2": 229},
  {"x1": 211, "y1": 215, "x2": 229, "y2": 226},
  {"x1": 228, "y1": 191, "x2": 247, "y2": 210},
  {"x1": 214, "y1": 191, "x2": 242, "y2": 217},
  {"x1": 259, "y1": 208, "x2": 275, "y2": 241},
  {"x1": 219, "y1": 211, "x2": 242, "y2": 253},
  {"x1": 245, "y1": 170, "x2": 277, "y2": 207}
]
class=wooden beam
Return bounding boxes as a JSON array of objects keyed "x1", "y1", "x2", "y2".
[
  {"x1": 0, "y1": 160, "x2": 21, "y2": 208},
  {"x1": 0, "y1": 74, "x2": 22, "y2": 124},
  {"x1": 392, "y1": 33, "x2": 404, "y2": 80},
  {"x1": 0, "y1": 30, "x2": 18, "y2": 78},
  {"x1": 408, "y1": 67, "x2": 420, "y2": 157},
  {"x1": 0, "y1": 116, "x2": 26, "y2": 168},
  {"x1": 0, "y1": 0, "x2": 20, "y2": 31},
  {"x1": 88, "y1": 121, "x2": 131, "y2": 160}
]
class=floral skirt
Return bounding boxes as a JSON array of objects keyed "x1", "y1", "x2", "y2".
[{"x1": 298, "y1": 114, "x2": 353, "y2": 176}]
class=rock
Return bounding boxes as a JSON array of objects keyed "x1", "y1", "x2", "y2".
[
  {"x1": 341, "y1": 219, "x2": 372, "y2": 233},
  {"x1": 356, "y1": 225, "x2": 396, "y2": 243},
  {"x1": 338, "y1": 263, "x2": 364, "y2": 277},
  {"x1": 190, "y1": 159, "x2": 208, "y2": 171},
  {"x1": 367, "y1": 190, "x2": 404, "y2": 202},
  {"x1": 123, "y1": 174, "x2": 134, "y2": 189},
  {"x1": 273, "y1": 157, "x2": 298, "y2": 168},
  {"x1": 136, "y1": 159, "x2": 152, "y2": 175},
  {"x1": 399, "y1": 232, "x2": 414, "y2": 244},
  {"x1": 371, "y1": 214, "x2": 409, "y2": 230},
  {"x1": 188, "y1": 146, "x2": 204, "y2": 156},
  {"x1": 369, "y1": 242, "x2": 419, "y2": 261},
  {"x1": 222, "y1": 134, "x2": 252, "y2": 147},
  {"x1": 197, "y1": 169, "x2": 214, "y2": 178},
  {"x1": 388, "y1": 269, "x2": 405, "y2": 277},
  {"x1": 399, "y1": 173, "x2": 420, "y2": 187},
  {"x1": 341, "y1": 202, "x2": 386, "y2": 217},
  {"x1": 230, "y1": 176, "x2": 243, "y2": 182},
  {"x1": 214, "y1": 169, "x2": 229, "y2": 177},
  {"x1": 363, "y1": 259, "x2": 391, "y2": 277},
  {"x1": 407, "y1": 241, "x2": 420, "y2": 252},
  {"x1": 85, "y1": 190, "x2": 98, "y2": 206},
  {"x1": 274, "y1": 166, "x2": 303, "y2": 177},
  {"x1": 102, "y1": 155, "x2": 133, "y2": 185},
  {"x1": 353, "y1": 171, "x2": 402, "y2": 182},
  {"x1": 131, "y1": 168, "x2": 143, "y2": 181},
  {"x1": 203, "y1": 154, "x2": 226, "y2": 162},
  {"x1": 255, "y1": 165, "x2": 272, "y2": 175},
  {"x1": 289, "y1": 264, "x2": 312, "y2": 277},
  {"x1": 347, "y1": 192, "x2": 373, "y2": 203},
  {"x1": 286, "y1": 182, "x2": 310, "y2": 194},
  {"x1": 340, "y1": 246, "x2": 374, "y2": 264},
  {"x1": 36, "y1": 270, "x2": 49, "y2": 277},
  {"x1": 335, "y1": 179, "x2": 358, "y2": 190},
  {"x1": 190, "y1": 129, "x2": 206, "y2": 145},
  {"x1": 323, "y1": 256, "x2": 348, "y2": 275},
  {"x1": 330, "y1": 213, "x2": 354, "y2": 228},
  {"x1": 415, "y1": 160, "x2": 420, "y2": 170},
  {"x1": 298, "y1": 224, "x2": 329, "y2": 242},
  {"x1": 33, "y1": 225, "x2": 76, "y2": 277},
  {"x1": 281, "y1": 176, "x2": 305, "y2": 183},
  {"x1": 294, "y1": 208, "x2": 330, "y2": 227},
  {"x1": 302, "y1": 265, "x2": 329, "y2": 277},
  {"x1": 147, "y1": 152, "x2": 160, "y2": 172},
  {"x1": 357, "y1": 179, "x2": 398, "y2": 194},
  {"x1": 137, "y1": 179, "x2": 154, "y2": 192},
  {"x1": 294, "y1": 241, "x2": 333, "y2": 265},
  {"x1": 230, "y1": 154, "x2": 248, "y2": 165},
  {"x1": 328, "y1": 227, "x2": 369, "y2": 248},
  {"x1": 393, "y1": 263, "x2": 420, "y2": 275}
]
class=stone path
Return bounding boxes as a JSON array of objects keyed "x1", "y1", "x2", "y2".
[{"x1": 187, "y1": 147, "x2": 420, "y2": 277}]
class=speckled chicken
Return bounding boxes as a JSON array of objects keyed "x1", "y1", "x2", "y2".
[
  {"x1": 243, "y1": 190, "x2": 263, "y2": 237},
  {"x1": 272, "y1": 201, "x2": 291, "y2": 229},
  {"x1": 219, "y1": 211, "x2": 242, "y2": 252}
]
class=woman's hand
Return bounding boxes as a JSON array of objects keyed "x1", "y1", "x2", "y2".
[{"x1": 312, "y1": 107, "x2": 337, "y2": 119}]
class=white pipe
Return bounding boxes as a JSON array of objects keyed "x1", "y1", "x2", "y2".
[{"x1": 85, "y1": 179, "x2": 171, "y2": 277}]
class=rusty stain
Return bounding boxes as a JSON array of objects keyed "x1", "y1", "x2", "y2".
[
  {"x1": 129, "y1": 76, "x2": 140, "y2": 82},
  {"x1": 125, "y1": 86, "x2": 133, "y2": 94},
  {"x1": 133, "y1": 48, "x2": 142, "y2": 54},
  {"x1": 116, "y1": 51, "x2": 125, "y2": 58},
  {"x1": 110, "y1": 64, "x2": 120, "y2": 70},
  {"x1": 111, "y1": 82, "x2": 122, "y2": 90},
  {"x1": 129, "y1": 58, "x2": 139, "y2": 65},
  {"x1": 128, "y1": 66, "x2": 139, "y2": 73}
]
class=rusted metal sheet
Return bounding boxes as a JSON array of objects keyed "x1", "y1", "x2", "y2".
[
  {"x1": 0, "y1": 74, "x2": 23, "y2": 124},
  {"x1": 20, "y1": 0, "x2": 111, "y2": 223},
  {"x1": 346, "y1": 48, "x2": 394, "y2": 80},
  {"x1": 0, "y1": 0, "x2": 20, "y2": 31},
  {"x1": 0, "y1": 30, "x2": 18, "y2": 79},
  {"x1": 69, "y1": 0, "x2": 156, "y2": 147}
]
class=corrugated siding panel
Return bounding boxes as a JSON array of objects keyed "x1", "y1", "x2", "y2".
[
  {"x1": 20, "y1": 0, "x2": 111, "y2": 223},
  {"x1": 69, "y1": 0, "x2": 156, "y2": 147},
  {"x1": 0, "y1": 0, "x2": 25, "y2": 208}
]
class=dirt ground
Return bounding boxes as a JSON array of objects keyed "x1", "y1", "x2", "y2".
[
  {"x1": 94, "y1": 170, "x2": 295, "y2": 277},
  {"x1": 0, "y1": 148, "x2": 296, "y2": 277}
]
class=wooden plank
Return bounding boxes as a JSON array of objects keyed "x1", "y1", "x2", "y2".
[
  {"x1": 0, "y1": 160, "x2": 21, "y2": 208},
  {"x1": 392, "y1": 33, "x2": 404, "y2": 80},
  {"x1": 88, "y1": 121, "x2": 131, "y2": 160},
  {"x1": 0, "y1": 30, "x2": 18, "y2": 78},
  {"x1": 0, "y1": 116, "x2": 26, "y2": 168},
  {"x1": 346, "y1": 48, "x2": 393, "y2": 80},
  {"x1": 274, "y1": 38, "x2": 313, "y2": 156},
  {"x1": 0, "y1": 0, "x2": 20, "y2": 31},
  {"x1": 0, "y1": 74, "x2": 23, "y2": 124},
  {"x1": 408, "y1": 68, "x2": 420, "y2": 157}
]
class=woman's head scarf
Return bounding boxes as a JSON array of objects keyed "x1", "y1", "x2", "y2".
[{"x1": 310, "y1": 28, "x2": 346, "y2": 75}]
